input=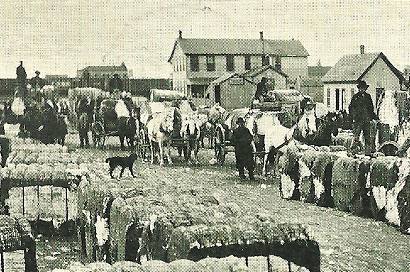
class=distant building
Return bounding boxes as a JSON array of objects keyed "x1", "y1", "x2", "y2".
[
  {"x1": 77, "y1": 62, "x2": 130, "y2": 79},
  {"x1": 322, "y1": 46, "x2": 404, "y2": 112},
  {"x1": 300, "y1": 64, "x2": 331, "y2": 102},
  {"x1": 168, "y1": 31, "x2": 309, "y2": 98}
]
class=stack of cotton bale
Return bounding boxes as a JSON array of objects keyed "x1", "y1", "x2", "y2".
[
  {"x1": 54, "y1": 257, "x2": 249, "y2": 272},
  {"x1": 368, "y1": 157, "x2": 410, "y2": 234},
  {"x1": 331, "y1": 156, "x2": 371, "y2": 216}
]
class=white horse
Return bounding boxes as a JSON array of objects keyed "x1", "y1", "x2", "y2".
[
  {"x1": 146, "y1": 107, "x2": 179, "y2": 166},
  {"x1": 246, "y1": 107, "x2": 318, "y2": 176},
  {"x1": 180, "y1": 113, "x2": 204, "y2": 164}
]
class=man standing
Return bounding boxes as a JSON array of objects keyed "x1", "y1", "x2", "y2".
[
  {"x1": 254, "y1": 77, "x2": 268, "y2": 102},
  {"x1": 232, "y1": 117, "x2": 255, "y2": 180},
  {"x1": 16, "y1": 61, "x2": 27, "y2": 97},
  {"x1": 348, "y1": 80, "x2": 378, "y2": 155},
  {"x1": 30, "y1": 71, "x2": 45, "y2": 91}
]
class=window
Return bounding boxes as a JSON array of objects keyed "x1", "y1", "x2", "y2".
[
  {"x1": 326, "y1": 88, "x2": 331, "y2": 107},
  {"x1": 341, "y1": 88, "x2": 346, "y2": 110},
  {"x1": 190, "y1": 55, "x2": 199, "y2": 72},
  {"x1": 206, "y1": 55, "x2": 215, "y2": 71},
  {"x1": 226, "y1": 55, "x2": 234, "y2": 71},
  {"x1": 244, "y1": 55, "x2": 251, "y2": 70}
]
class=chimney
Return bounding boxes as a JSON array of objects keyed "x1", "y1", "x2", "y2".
[
  {"x1": 275, "y1": 56, "x2": 282, "y2": 71},
  {"x1": 360, "y1": 45, "x2": 365, "y2": 54},
  {"x1": 259, "y1": 31, "x2": 264, "y2": 40},
  {"x1": 178, "y1": 30, "x2": 182, "y2": 39}
]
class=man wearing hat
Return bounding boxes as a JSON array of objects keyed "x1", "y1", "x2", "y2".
[
  {"x1": 30, "y1": 70, "x2": 45, "y2": 90},
  {"x1": 348, "y1": 80, "x2": 378, "y2": 155},
  {"x1": 254, "y1": 77, "x2": 268, "y2": 103},
  {"x1": 232, "y1": 117, "x2": 255, "y2": 180}
]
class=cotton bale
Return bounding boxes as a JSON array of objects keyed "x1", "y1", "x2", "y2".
[
  {"x1": 331, "y1": 157, "x2": 370, "y2": 215},
  {"x1": 385, "y1": 159, "x2": 410, "y2": 232},
  {"x1": 86, "y1": 262, "x2": 114, "y2": 272},
  {"x1": 111, "y1": 261, "x2": 148, "y2": 272},
  {"x1": 142, "y1": 260, "x2": 169, "y2": 272},
  {"x1": 397, "y1": 174, "x2": 410, "y2": 234},
  {"x1": 298, "y1": 150, "x2": 319, "y2": 202},
  {"x1": 168, "y1": 259, "x2": 201, "y2": 272},
  {"x1": 310, "y1": 152, "x2": 341, "y2": 207},
  {"x1": 278, "y1": 145, "x2": 301, "y2": 200},
  {"x1": 198, "y1": 257, "x2": 249, "y2": 272},
  {"x1": 368, "y1": 157, "x2": 400, "y2": 220}
]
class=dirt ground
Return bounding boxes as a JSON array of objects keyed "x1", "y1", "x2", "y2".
[{"x1": 2, "y1": 133, "x2": 409, "y2": 271}]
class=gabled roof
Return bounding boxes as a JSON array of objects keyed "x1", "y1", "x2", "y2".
[
  {"x1": 242, "y1": 65, "x2": 288, "y2": 78},
  {"x1": 322, "y1": 52, "x2": 404, "y2": 83},
  {"x1": 168, "y1": 38, "x2": 309, "y2": 62},
  {"x1": 81, "y1": 63, "x2": 127, "y2": 72},
  {"x1": 209, "y1": 73, "x2": 255, "y2": 86},
  {"x1": 308, "y1": 66, "x2": 331, "y2": 77}
]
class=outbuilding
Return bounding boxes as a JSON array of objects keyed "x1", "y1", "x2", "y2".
[
  {"x1": 242, "y1": 64, "x2": 288, "y2": 90},
  {"x1": 205, "y1": 73, "x2": 256, "y2": 110}
]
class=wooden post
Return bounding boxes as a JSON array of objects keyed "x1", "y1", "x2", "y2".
[
  {"x1": 267, "y1": 255, "x2": 272, "y2": 272},
  {"x1": 1, "y1": 250, "x2": 4, "y2": 272},
  {"x1": 288, "y1": 261, "x2": 292, "y2": 272},
  {"x1": 22, "y1": 186, "x2": 25, "y2": 216},
  {"x1": 37, "y1": 185, "x2": 40, "y2": 221},
  {"x1": 65, "y1": 188, "x2": 69, "y2": 222},
  {"x1": 245, "y1": 256, "x2": 249, "y2": 267}
]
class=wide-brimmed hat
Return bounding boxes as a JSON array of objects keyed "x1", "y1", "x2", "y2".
[
  {"x1": 236, "y1": 117, "x2": 245, "y2": 124},
  {"x1": 357, "y1": 80, "x2": 369, "y2": 89}
]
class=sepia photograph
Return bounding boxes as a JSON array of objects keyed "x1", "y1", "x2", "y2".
[{"x1": 0, "y1": 0, "x2": 409, "y2": 271}]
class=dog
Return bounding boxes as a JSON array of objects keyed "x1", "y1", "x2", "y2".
[{"x1": 106, "y1": 153, "x2": 138, "y2": 179}]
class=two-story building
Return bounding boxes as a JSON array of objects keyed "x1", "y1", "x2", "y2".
[
  {"x1": 168, "y1": 31, "x2": 309, "y2": 98},
  {"x1": 322, "y1": 46, "x2": 405, "y2": 112}
]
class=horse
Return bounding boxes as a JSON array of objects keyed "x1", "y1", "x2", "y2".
[
  {"x1": 54, "y1": 114, "x2": 68, "y2": 146},
  {"x1": 146, "y1": 107, "x2": 180, "y2": 166},
  {"x1": 180, "y1": 113, "x2": 204, "y2": 164},
  {"x1": 243, "y1": 106, "x2": 318, "y2": 176}
]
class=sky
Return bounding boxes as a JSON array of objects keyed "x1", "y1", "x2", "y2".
[{"x1": 1, "y1": 0, "x2": 410, "y2": 79}]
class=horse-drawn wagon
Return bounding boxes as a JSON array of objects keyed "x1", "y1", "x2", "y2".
[{"x1": 213, "y1": 89, "x2": 306, "y2": 166}]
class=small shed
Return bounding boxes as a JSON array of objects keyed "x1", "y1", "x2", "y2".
[
  {"x1": 242, "y1": 65, "x2": 288, "y2": 90},
  {"x1": 205, "y1": 73, "x2": 256, "y2": 110}
]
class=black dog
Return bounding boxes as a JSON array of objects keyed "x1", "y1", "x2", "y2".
[{"x1": 106, "y1": 154, "x2": 138, "y2": 179}]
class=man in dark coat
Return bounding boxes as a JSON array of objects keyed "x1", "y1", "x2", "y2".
[
  {"x1": 30, "y1": 71, "x2": 45, "y2": 90},
  {"x1": 254, "y1": 77, "x2": 268, "y2": 102},
  {"x1": 16, "y1": 61, "x2": 27, "y2": 97},
  {"x1": 232, "y1": 117, "x2": 255, "y2": 180},
  {"x1": 348, "y1": 80, "x2": 378, "y2": 155}
]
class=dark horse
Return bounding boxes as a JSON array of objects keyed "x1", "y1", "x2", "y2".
[{"x1": 93, "y1": 99, "x2": 138, "y2": 150}]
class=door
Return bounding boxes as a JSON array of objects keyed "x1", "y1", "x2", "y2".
[
  {"x1": 215, "y1": 85, "x2": 221, "y2": 104},
  {"x1": 335, "y1": 89, "x2": 340, "y2": 111}
]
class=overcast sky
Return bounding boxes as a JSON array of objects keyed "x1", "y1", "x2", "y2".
[{"x1": 1, "y1": 0, "x2": 410, "y2": 78}]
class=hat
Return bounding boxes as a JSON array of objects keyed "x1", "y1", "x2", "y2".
[
  {"x1": 35, "y1": 71, "x2": 40, "y2": 75},
  {"x1": 236, "y1": 117, "x2": 245, "y2": 124},
  {"x1": 357, "y1": 80, "x2": 369, "y2": 90}
]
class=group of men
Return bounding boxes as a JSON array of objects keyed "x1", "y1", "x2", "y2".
[
  {"x1": 16, "y1": 61, "x2": 46, "y2": 97},
  {"x1": 231, "y1": 78, "x2": 382, "y2": 180}
]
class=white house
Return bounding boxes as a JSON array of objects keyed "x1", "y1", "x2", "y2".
[
  {"x1": 322, "y1": 46, "x2": 405, "y2": 112},
  {"x1": 168, "y1": 31, "x2": 309, "y2": 98}
]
